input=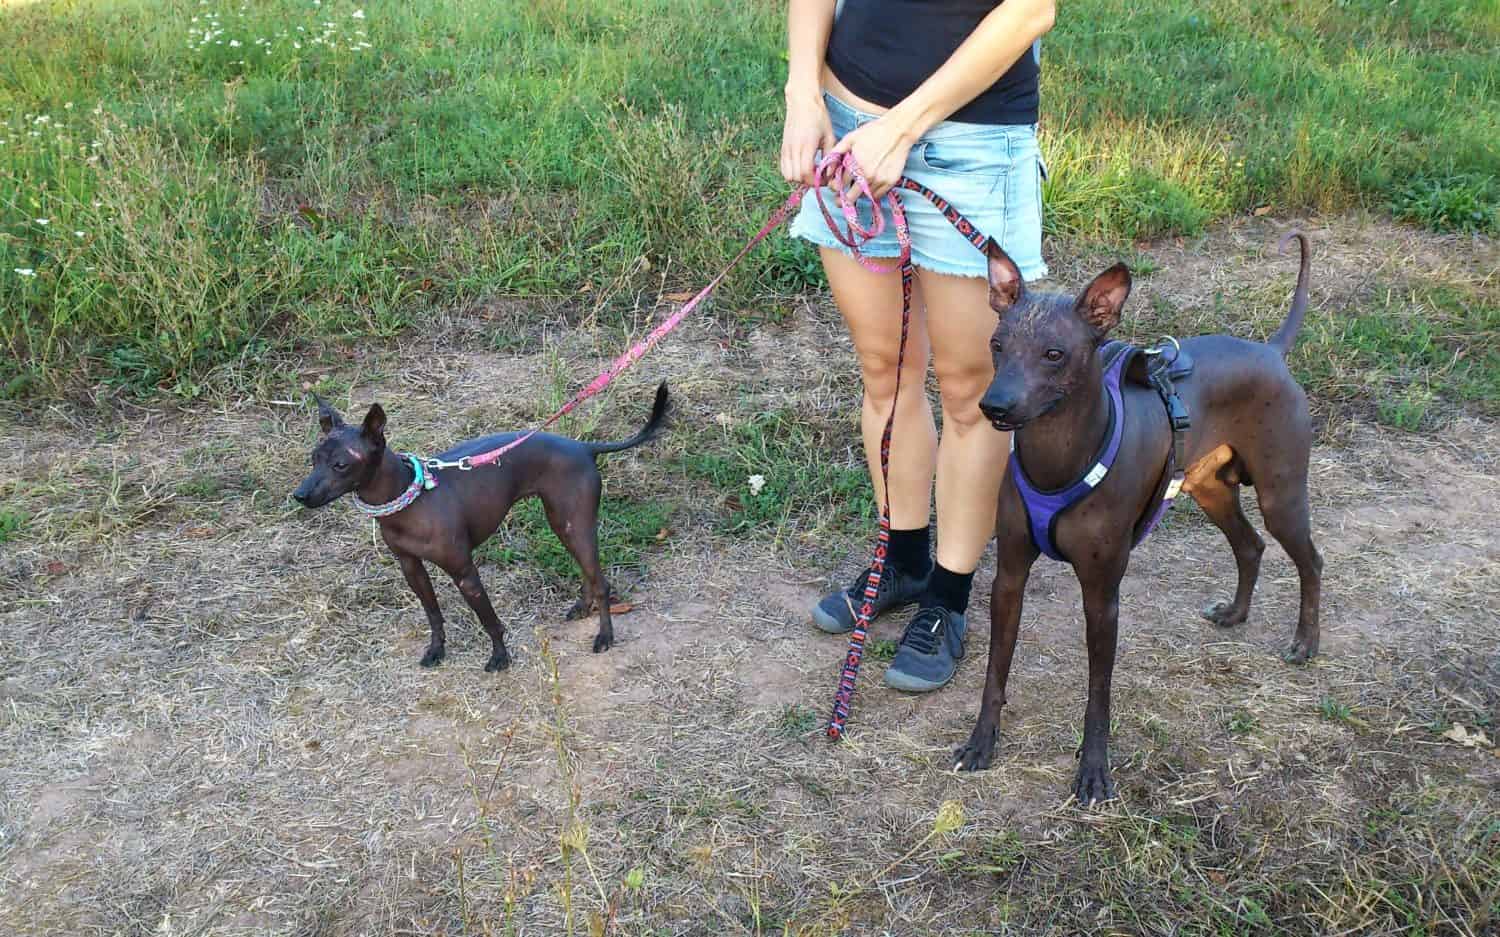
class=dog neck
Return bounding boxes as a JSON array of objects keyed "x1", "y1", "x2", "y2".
[
  {"x1": 1014, "y1": 358, "x2": 1112, "y2": 490},
  {"x1": 356, "y1": 449, "x2": 412, "y2": 509}
]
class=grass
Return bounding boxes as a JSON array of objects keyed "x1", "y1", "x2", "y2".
[
  {"x1": 472, "y1": 493, "x2": 670, "y2": 587},
  {"x1": 2, "y1": 0, "x2": 1497, "y2": 398},
  {"x1": 3, "y1": 243, "x2": 1499, "y2": 933},
  {"x1": 683, "y1": 408, "x2": 874, "y2": 545}
]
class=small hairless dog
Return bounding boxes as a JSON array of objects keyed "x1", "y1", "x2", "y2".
[
  {"x1": 292, "y1": 384, "x2": 669, "y2": 672},
  {"x1": 954, "y1": 233, "x2": 1320, "y2": 804}
]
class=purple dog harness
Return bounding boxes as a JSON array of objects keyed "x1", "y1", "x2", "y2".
[{"x1": 1012, "y1": 340, "x2": 1189, "y2": 563}]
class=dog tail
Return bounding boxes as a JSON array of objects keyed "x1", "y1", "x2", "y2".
[
  {"x1": 584, "y1": 383, "x2": 670, "y2": 456},
  {"x1": 1268, "y1": 231, "x2": 1311, "y2": 356}
]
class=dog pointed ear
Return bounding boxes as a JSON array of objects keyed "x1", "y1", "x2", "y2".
[
  {"x1": 360, "y1": 404, "x2": 387, "y2": 446},
  {"x1": 1075, "y1": 263, "x2": 1131, "y2": 337},
  {"x1": 986, "y1": 240, "x2": 1025, "y2": 312},
  {"x1": 313, "y1": 394, "x2": 344, "y2": 434}
]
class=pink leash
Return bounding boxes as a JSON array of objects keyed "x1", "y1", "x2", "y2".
[
  {"x1": 422, "y1": 184, "x2": 814, "y2": 473},
  {"x1": 434, "y1": 153, "x2": 958, "y2": 740}
]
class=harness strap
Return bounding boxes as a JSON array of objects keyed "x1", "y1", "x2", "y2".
[{"x1": 1130, "y1": 341, "x2": 1191, "y2": 544}]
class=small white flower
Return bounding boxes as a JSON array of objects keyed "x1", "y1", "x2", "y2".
[
  {"x1": 14, "y1": 268, "x2": 36, "y2": 277},
  {"x1": 64, "y1": 102, "x2": 74, "y2": 110},
  {"x1": 748, "y1": 474, "x2": 766, "y2": 496},
  {"x1": 74, "y1": 230, "x2": 85, "y2": 237},
  {"x1": 35, "y1": 218, "x2": 49, "y2": 225},
  {"x1": 229, "y1": 39, "x2": 240, "y2": 47},
  {"x1": 351, "y1": 8, "x2": 363, "y2": 17}
]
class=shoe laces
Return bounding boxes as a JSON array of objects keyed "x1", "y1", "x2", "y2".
[
  {"x1": 845, "y1": 566, "x2": 890, "y2": 601},
  {"x1": 898, "y1": 607, "x2": 948, "y2": 655}
]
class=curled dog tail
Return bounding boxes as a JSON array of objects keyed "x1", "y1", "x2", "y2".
[
  {"x1": 1268, "y1": 231, "x2": 1311, "y2": 356},
  {"x1": 584, "y1": 383, "x2": 670, "y2": 456}
]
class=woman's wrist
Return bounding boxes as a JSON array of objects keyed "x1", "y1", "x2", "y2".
[
  {"x1": 886, "y1": 97, "x2": 940, "y2": 145},
  {"x1": 784, "y1": 73, "x2": 824, "y2": 107}
]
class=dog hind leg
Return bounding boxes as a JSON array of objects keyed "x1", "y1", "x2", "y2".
[
  {"x1": 541, "y1": 475, "x2": 614, "y2": 653},
  {"x1": 1190, "y1": 471, "x2": 1265, "y2": 629}
]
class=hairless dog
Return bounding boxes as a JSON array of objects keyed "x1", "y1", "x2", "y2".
[
  {"x1": 953, "y1": 234, "x2": 1319, "y2": 804},
  {"x1": 292, "y1": 384, "x2": 669, "y2": 672}
]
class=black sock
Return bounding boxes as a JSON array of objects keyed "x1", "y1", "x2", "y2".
[
  {"x1": 925, "y1": 562, "x2": 975, "y2": 614},
  {"x1": 887, "y1": 526, "x2": 932, "y2": 577}
]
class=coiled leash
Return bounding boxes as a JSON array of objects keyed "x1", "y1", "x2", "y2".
[{"x1": 816, "y1": 161, "x2": 998, "y2": 741}]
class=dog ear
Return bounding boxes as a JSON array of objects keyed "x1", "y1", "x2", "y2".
[
  {"x1": 313, "y1": 394, "x2": 344, "y2": 434},
  {"x1": 985, "y1": 240, "x2": 1025, "y2": 312},
  {"x1": 1075, "y1": 263, "x2": 1131, "y2": 337},
  {"x1": 360, "y1": 404, "x2": 387, "y2": 446}
]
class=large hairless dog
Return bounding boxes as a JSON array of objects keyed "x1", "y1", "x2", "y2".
[{"x1": 955, "y1": 234, "x2": 1320, "y2": 804}]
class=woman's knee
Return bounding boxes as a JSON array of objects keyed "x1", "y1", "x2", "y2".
[{"x1": 936, "y1": 367, "x2": 996, "y2": 433}]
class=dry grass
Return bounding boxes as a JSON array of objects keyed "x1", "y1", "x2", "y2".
[{"x1": 1, "y1": 216, "x2": 1498, "y2": 936}]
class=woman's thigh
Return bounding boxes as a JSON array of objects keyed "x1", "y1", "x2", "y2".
[{"x1": 821, "y1": 246, "x2": 930, "y2": 394}]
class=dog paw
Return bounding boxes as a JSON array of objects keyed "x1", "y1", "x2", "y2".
[
  {"x1": 484, "y1": 649, "x2": 512, "y2": 673},
  {"x1": 591, "y1": 632, "x2": 613, "y2": 653},
  {"x1": 565, "y1": 601, "x2": 591, "y2": 621},
  {"x1": 1072, "y1": 755, "x2": 1116, "y2": 806},
  {"x1": 1281, "y1": 635, "x2": 1318, "y2": 665},
  {"x1": 419, "y1": 646, "x2": 446, "y2": 668},
  {"x1": 1201, "y1": 599, "x2": 1247, "y2": 629},
  {"x1": 952, "y1": 725, "x2": 999, "y2": 772}
]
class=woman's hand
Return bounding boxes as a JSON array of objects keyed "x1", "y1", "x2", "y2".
[
  {"x1": 780, "y1": 89, "x2": 835, "y2": 187},
  {"x1": 829, "y1": 114, "x2": 916, "y2": 201}
]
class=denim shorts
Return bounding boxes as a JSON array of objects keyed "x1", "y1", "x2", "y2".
[{"x1": 788, "y1": 92, "x2": 1048, "y2": 281}]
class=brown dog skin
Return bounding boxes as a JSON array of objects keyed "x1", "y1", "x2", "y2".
[
  {"x1": 954, "y1": 235, "x2": 1320, "y2": 804},
  {"x1": 292, "y1": 384, "x2": 669, "y2": 672}
]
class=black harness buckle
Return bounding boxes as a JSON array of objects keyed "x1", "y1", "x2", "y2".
[{"x1": 1145, "y1": 339, "x2": 1191, "y2": 478}]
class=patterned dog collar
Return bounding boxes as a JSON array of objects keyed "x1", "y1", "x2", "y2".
[{"x1": 353, "y1": 453, "x2": 436, "y2": 518}]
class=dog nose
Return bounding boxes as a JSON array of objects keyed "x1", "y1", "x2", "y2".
[
  {"x1": 978, "y1": 393, "x2": 1016, "y2": 421},
  {"x1": 291, "y1": 485, "x2": 312, "y2": 506}
]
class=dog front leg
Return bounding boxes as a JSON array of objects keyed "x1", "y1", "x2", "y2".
[
  {"x1": 395, "y1": 552, "x2": 446, "y2": 667},
  {"x1": 954, "y1": 553, "x2": 1034, "y2": 771},
  {"x1": 1075, "y1": 565, "x2": 1126, "y2": 805},
  {"x1": 450, "y1": 562, "x2": 511, "y2": 672}
]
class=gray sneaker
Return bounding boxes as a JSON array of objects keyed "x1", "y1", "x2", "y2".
[
  {"x1": 883, "y1": 606, "x2": 966, "y2": 692},
  {"x1": 810, "y1": 563, "x2": 930, "y2": 634}
]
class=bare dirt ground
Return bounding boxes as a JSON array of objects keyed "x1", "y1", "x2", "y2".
[{"x1": 2, "y1": 215, "x2": 1497, "y2": 936}]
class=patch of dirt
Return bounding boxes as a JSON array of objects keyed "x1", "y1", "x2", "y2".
[{"x1": 1, "y1": 215, "x2": 1497, "y2": 935}]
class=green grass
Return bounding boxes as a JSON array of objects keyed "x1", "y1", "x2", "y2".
[
  {"x1": 683, "y1": 408, "x2": 874, "y2": 541},
  {"x1": 472, "y1": 492, "x2": 669, "y2": 587},
  {"x1": 0, "y1": 507, "x2": 27, "y2": 543},
  {"x1": 1294, "y1": 280, "x2": 1500, "y2": 425},
  {"x1": 1, "y1": 0, "x2": 1497, "y2": 398}
]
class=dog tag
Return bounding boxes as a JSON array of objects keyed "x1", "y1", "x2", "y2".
[{"x1": 1084, "y1": 463, "x2": 1107, "y2": 487}]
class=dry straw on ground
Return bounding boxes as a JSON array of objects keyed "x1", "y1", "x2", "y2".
[{"x1": 1, "y1": 216, "x2": 1497, "y2": 935}]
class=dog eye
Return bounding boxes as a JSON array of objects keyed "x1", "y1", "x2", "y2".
[
  {"x1": 1044, "y1": 349, "x2": 1064, "y2": 363},
  {"x1": 332, "y1": 461, "x2": 348, "y2": 472}
]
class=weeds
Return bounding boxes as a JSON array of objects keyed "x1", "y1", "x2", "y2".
[{"x1": 3, "y1": 0, "x2": 1497, "y2": 397}]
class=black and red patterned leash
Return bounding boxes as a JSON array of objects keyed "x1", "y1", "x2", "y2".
[{"x1": 818, "y1": 165, "x2": 996, "y2": 740}]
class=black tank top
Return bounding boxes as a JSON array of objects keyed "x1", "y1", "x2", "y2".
[{"x1": 826, "y1": 0, "x2": 1040, "y2": 125}]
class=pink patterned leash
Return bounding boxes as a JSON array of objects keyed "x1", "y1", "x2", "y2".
[{"x1": 421, "y1": 186, "x2": 813, "y2": 474}]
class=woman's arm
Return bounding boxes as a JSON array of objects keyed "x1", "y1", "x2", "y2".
[
  {"x1": 834, "y1": 0, "x2": 1057, "y2": 197},
  {"x1": 780, "y1": 0, "x2": 839, "y2": 186}
]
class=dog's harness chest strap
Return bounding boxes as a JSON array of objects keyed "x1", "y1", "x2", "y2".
[{"x1": 1011, "y1": 340, "x2": 1191, "y2": 563}]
